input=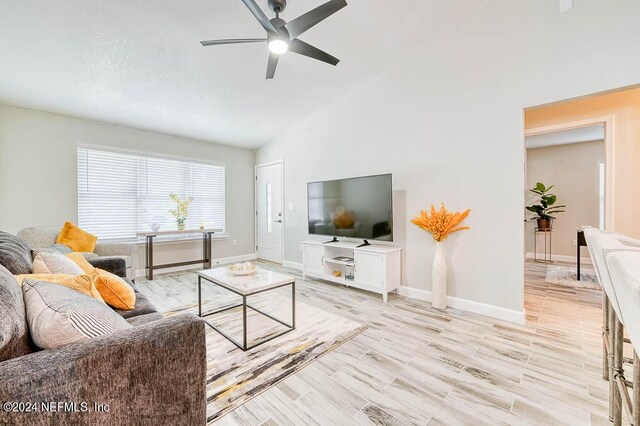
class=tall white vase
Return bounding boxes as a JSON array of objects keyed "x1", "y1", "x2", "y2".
[{"x1": 431, "y1": 241, "x2": 447, "y2": 309}]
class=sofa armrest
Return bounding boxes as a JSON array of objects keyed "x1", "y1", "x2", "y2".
[
  {"x1": 88, "y1": 257, "x2": 127, "y2": 278},
  {"x1": 94, "y1": 241, "x2": 138, "y2": 258},
  {"x1": 0, "y1": 314, "x2": 207, "y2": 426}
]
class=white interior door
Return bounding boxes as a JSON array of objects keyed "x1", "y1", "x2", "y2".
[{"x1": 256, "y1": 161, "x2": 283, "y2": 263}]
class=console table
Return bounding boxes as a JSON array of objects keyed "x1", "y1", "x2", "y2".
[{"x1": 137, "y1": 228, "x2": 222, "y2": 280}]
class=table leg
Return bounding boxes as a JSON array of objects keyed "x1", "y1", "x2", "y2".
[
  {"x1": 613, "y1": 315, "x2": 623, "y2": 425},
  {"x1": 146, "y1": 235, "x2": 154, "y2": 280},
  {"x1": 207, "y1": 232, "x2": 213, "y2": 269},
  {"x1": 243, "y1": 295, "x2": 248, "y2": 351},
  {"x1": 292, "y1": 281, "x2": 296, "y2": 330},
  {"x1": 202, "y1": 233, "x2": 208, "y2": 270},
  {"x1": 198, "y1": 275, "x2": 202, "y2": 317},
  {"x1": 577, "y1": 242, "x2": 581, "y2": 281},
  {"x1": 603, "y1": 293, "x2": 610, "y2": 381},
  {"x1": 609, "y1": 305, "x2": 616, "y2": 421},
  {"x1": 634, "y1": 351, "x2": 640, "y2": 426}
]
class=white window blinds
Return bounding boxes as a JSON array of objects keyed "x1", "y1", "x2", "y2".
[{"x1": 78, "y1": 147, "x2": 225, "y2": 240}]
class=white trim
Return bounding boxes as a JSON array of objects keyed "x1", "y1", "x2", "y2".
[
  {"x1": 525, "y1": 252, "x2": 593, "y2": 265},
  {"x1": 255, "y1": 159, "x2": 285, "y2": 264},
  {"x1": 135, "y1": 253, "x2": 257, "y2": 278},
  {"x1": 397, "y1": 286, "x2": 526, "y2": 324},
  {"x1": 282, "y1": 260, "x2": 303, "y2": 271}
]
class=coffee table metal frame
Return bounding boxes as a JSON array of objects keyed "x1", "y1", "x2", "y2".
[{"x1": 197, "y1": 274, "x2": 295, "y2": 351}]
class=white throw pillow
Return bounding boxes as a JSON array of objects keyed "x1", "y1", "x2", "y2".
[
  {"x1": 22, "y1": 279, "x2": 132, "y2": 349},
  {"x1": 32, "y1": 252, "x2": 85, "y2": 275}
]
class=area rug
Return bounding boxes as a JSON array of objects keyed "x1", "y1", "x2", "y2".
[
  {"x1": 164, "y1": 287, "x2": 366, "y2": 423},
  {"x1": 545, "y1": 265, "x2": 600, "y2": 290}
]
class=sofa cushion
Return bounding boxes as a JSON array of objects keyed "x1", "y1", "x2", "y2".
[
  {"x1": 0, "y1": 231, "x2": 33, "y2": 275},
  {"x1": 22, "y1": 279, "x2": 132, "y2": 349},
  {"x1": 114, "y1": 291, "x2": 157, "y2": 319},
  {"x1": 15, "y1": 274, "x2": 104, "y2": 302},
  {"x1": 32, "y1": 252, "x2": 85, "y2": 275},
  {"x1": 56, "y1": 221, "x2": 97, "y2": 253},
  {"x1": 0, "y1": 265, "x2": 32, "y2": 362}
]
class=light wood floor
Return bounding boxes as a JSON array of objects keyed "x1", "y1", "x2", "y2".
[{"x1": 138, "y1": 260, "x2": 608, "y2": 426}]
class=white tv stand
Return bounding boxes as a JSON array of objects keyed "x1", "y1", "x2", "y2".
[{"x1": 301, "y1": 240, "x2": 401, "y2": 303}]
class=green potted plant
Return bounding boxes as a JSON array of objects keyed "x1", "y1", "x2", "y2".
[{"x1": 526, "y1": 182, "x2": 565, "y2": 230}]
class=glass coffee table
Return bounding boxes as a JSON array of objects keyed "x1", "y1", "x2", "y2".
[{"x1": 197, "y1": 266, "x2": 295, "y2": 351}]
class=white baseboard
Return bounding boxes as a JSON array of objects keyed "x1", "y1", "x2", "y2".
[
  {"x1": 525, "y1": 252, "x2": 592, "y2": 265},
  {"x1": 135, "y1": 253, "x2": 257, "y2": 278},
  {"x1": 397, "y1": 286, "x2": 526, "y2": 324},
  {"x1": 282, "y1": 260, "x2": 303, "y2": 271}
]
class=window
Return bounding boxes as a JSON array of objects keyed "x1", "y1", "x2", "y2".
[
  {"x1": 599, "y1": 161, "x2": 605, "y2": 230},
  {"x1": 77, "y1": 147, "x2": 225, "y2": 240}
]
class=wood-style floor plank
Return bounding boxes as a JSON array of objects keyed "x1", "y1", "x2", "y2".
[{"x1": 138, "y1": 259, "x2": 607, "y2": 425}]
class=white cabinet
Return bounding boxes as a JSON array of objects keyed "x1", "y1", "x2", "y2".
[
  {"x1": 303, "y1": 244, "x2": 325, "y2": 278},
  {"x1": 301, "y1": 240, "x2": 401, "y2": 303},
  {"x1": 355, "y1": 251, "x2": 383, "y2": 289}
]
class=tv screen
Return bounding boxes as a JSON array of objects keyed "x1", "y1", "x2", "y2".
[{"x1": 307, "y1": 174, "x2": 393, "y2": 241}]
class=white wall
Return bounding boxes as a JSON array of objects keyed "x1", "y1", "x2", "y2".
[
  {"x1": 526, "y1": 141, "x2": 603, "y2": 258},
  {"x1": 256, "y1": 0, "x2": 640, "y2": 319},
  {"x1": 0, "y1": 105, "x2": 256, "y2": 274}
]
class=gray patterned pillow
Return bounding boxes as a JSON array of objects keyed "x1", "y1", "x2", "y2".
[
  {"x1": 0, "y1": 231, "x2": 33, "y2": 275},
  {"x1": 22, "y1": 279, "x2": 132, "y2": 349}
]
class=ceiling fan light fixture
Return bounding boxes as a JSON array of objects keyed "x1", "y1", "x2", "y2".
[{"x1": 268, "y1": 38, "x2": 289, "y2": 54}]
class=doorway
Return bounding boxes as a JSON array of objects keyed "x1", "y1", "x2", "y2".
[{"x1": 255, "y1": 160, "x2": 284, "y2": 264}]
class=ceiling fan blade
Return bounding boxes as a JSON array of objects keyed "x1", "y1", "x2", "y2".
[
  {"x1": 200, "y1": 38, "x2": 266, "y2": 46},
  {"x1": 284, "y1": 0, "x2": 347, "y2": 39},
  {"x1": 240, "y1": 0, "x2": 279, "y2": 34},
  {"x1": 289, "y1": 38, "x2": 340, "y2": 66},
  {"x1": 266, "y1": 52, "x2": 280, "y2": 79}
]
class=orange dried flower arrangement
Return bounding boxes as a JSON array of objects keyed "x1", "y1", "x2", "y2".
[{"x1": 411, "y1": 203, "x2": 471, "y2": 242}]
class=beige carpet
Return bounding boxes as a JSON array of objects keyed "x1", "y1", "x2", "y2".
[
  {"x1": 164, "y1": 278, "x2": 366, "y2": 423},
  {"x1": 545, "y1": 265, "x2": 600, "y2": 290}
]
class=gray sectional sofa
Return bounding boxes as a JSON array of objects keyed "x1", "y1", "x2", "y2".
[{"x1": 0, "y1": 231, "x2": 207, "y2": 425}]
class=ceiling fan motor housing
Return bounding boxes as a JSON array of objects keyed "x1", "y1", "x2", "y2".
[{"x1": 268, "y1": 0, "x2": 287, "y2": 13}]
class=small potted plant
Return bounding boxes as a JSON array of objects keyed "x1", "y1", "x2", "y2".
[
  {"x1": 169, "y1": 193, "x2": 193, "y2": 231},
  {"x1": 526, "y1": 182, "x2": 565, "y2": 230}
]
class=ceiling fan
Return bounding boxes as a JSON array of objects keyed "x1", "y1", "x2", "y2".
[{"x1": 200, "y1": 0, "x2": 347, "y2": 79}]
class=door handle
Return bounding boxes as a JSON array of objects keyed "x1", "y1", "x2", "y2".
[{"x1": 275, "y1": 220, "x2": 282, "y2": 223}]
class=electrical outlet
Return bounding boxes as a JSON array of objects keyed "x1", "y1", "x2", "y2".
[
  {"x1": 289, "y1": 202, "x2": 295, "y2": 211},
  {"x1": 232, "y1": 239, "x2": 237, "y2": 247},
  {"x1": 572, "y1": 239, "x2": 577, "y2": 247}
]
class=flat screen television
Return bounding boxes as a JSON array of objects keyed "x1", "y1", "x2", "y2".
[{"x1": 307, "y1": 173, "x2": 393, "y2": 242}]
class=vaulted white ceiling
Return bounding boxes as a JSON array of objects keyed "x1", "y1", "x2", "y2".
[{"x1": 0, "y1": 0, "x2": 493, "y2": 148}]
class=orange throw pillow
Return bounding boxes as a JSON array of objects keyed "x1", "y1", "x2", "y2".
[
  {"x1": 91, "y1": 268, "x2": 136, "y2": 310},
  {"x1": 56, "y1": 222, "x2": 98, "y2": 253},
  {"x1": 66, "y1": 252, "x2": 96, "y2": 274},
  {"x1": 14, "y1": 274, "x2": 104, "y2": 303}
]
